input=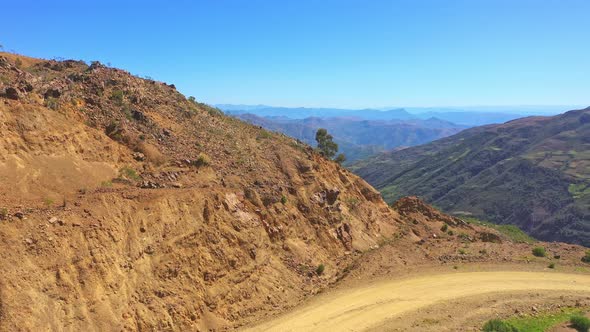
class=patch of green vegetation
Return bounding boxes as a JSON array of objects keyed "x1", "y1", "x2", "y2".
[
  {"x1": 101, "y1": 180, "x2": 113, "y2": 188},
  {"x1": 193, "y1": 153, "x2": 211, "y2": 167},
  {"x1": 532, "y1": 246, "x2": 546, "y2": 257},
  {"x1": 464, "y1": 217, "x2": 535, "y2": 244},
  {"x1": 482, "y1": 319, "x2": 519, "y2": 332},
  {"x1": 582, "y1": 250, "x2": 590, "y2": 264},
  {"x1": 121, "y1": 105, "x2": 133, "y2": 120},
  {"x1": 569, "y1": 183, "x2": 590, "y2": 199},
  {"x1": 110, "y1": 89, "x2": 125, "y2": 105},
  {"x1": 548, "y1": 262, "x2": 555, "y2": 269},
  {"x1": 280, "y1": 195, "x2": 287, "y2": 205},
  {"x1": 316, "y1": 264, "x2": 325, "y2": 275},
  {"x1": 0, "y1": 207, "x2": 8, "y2": 220},
  {"x1": 504, "y1": 308, "x2": 583, "y2": 332},
  {"x1": 257, "y1": 130, "x2": 272, "y2": 140},
  {"x1": 119, "y1": 166, "x2": 141, "y2": 181},
  {"x1": 458, "y1": 232, "x2": 471, "y2": 242},
  {"x1": 441, "y1": 224, "x2": 448, "y2": 232},
  {"x1": 570, "y1": 315, "x2": 590, "y2": 332}
]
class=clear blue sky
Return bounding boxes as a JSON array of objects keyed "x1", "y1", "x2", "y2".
[{"x1": 1, "y1": 0, "x2": 588, "y2": 108}]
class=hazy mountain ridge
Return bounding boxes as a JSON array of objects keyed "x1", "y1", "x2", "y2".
[
  {"x1": 234, "y1": 113, "x2": 466, "y2": 164},
  {"x1": 217, "y1": 104, "x2": 575, "y2": 126}
]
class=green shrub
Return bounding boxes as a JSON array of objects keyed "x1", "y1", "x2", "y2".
[
  {"x1": 458, "y1": 248, "x2": 467, "y2": 255},
  {"x1": 119, "y1": 166, "x2": 140, "y2": 181},
  {"x1": 447, "y1": 230, "x2": 454, "y2": 236},
  {"x1": 316, "y1": 264, "x2": 325, "y2": 275},
  {"x1": 570, "y1": 315, "x2": 590, "y2": 332},
  {"x1": 0, "y1": 207, "x2": 7, "y2": 220},
  {"x1": 193, "y1": 153, "x2": 211, "y2": 167},
  {"x1": 280, "y1": 195, "x2": 287, "y2": 204},
  {"x1": 482, "y1": 319, "x2": 519, "y2": 332},
  {"x1": 257, "y1": 130, "x2": 272, "y2": 140},
  {"x1": 582, "y1": 251, "x2": 590, "y2": 264},
  {"x1": 441, "y1": 224, "x2": 448, "y2": 232},
  {"x1": 532, "y1": 247, "x2": 546, "y2": 257},
  {"x1": 111, "y1": 89, "x2": 125, "y2": 105},
  {"x1": 548, "y1": 263, "x2": 555, "y2": 269}
]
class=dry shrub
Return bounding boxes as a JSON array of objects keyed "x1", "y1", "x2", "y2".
[{"x1": 137, "y1": 142, "x2": 166, "y2": 165}]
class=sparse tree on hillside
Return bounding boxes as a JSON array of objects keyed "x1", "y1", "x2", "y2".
[
  {"x1": 335, "y1": 153, "x2": 346, "y2": 165},
  {"x1": 315, "y1": 128, "x2": 338, "y2": 159}
]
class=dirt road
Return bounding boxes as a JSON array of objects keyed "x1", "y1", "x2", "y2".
[{"x1": 244, "y1": 271, "x2": 590, "y2": 332}]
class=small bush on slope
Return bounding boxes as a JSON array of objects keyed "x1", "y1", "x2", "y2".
[
  {"x1": 482, "y1": 319, "x2": 519, "y2": 332},
  {"x1": 532, "y1": 247, "x2": 546, "y2": 257},
  {"x1": 571, "y1": 315, "x2": 590, "y2": 332}
]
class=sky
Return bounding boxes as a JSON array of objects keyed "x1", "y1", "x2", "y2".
[{"x1": 1, "y1": 0, "x2": 588, "y2": 109}]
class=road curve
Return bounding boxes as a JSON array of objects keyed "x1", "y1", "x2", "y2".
[{"x1": 243, "y1": 271, "x2": 590, "y2": 332}]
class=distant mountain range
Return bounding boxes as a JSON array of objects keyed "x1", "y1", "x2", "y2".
[
  {"x1": 216, "y1": 104, "x2": 577, "y2": 126},
  {"x1": 351, "y1": 107, "x2": 590, "y2": 246},
  {"x1": 232, "y1": 113, "x2": 466, "y2": 164}
]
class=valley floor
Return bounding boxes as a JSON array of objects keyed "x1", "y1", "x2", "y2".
[{"x1": 243, "y1": 268, "x2": 590, "y2": 332}]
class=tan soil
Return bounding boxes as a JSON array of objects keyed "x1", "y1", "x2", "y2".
[{"x1": 245, "y1": 271, "x2": 590, "y2": 332}]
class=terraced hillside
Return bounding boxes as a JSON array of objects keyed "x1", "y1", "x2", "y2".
[{"x1": 353, "y1": 108, "x2": 590, "y2": 246}]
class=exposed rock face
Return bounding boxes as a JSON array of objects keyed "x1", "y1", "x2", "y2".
[{"x1": 0, "y1": 53, "x2": 401, "y2": 331}]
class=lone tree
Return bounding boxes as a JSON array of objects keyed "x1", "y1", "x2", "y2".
[
  {"x1": 316, "y1": 128, "x2": 345, "y2": 164},
  {"x1": 315, "y1": 128, "x2": 338, "y2": 158}
]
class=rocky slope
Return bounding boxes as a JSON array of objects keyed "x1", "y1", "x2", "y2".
[
  {"x1": 0, "y1": 52, "x2": 404, "y2": 331},
  {"x1": 352, "y1": 108, "x2": 590, "y2": 246}
]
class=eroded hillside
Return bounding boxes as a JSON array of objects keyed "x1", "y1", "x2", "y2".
[
  {"x1": 0, "y1": 53, "x2": 401, "y2": 330},
  {"x1": 1, "y1": 53, "x2": 589, "y2": 332}
]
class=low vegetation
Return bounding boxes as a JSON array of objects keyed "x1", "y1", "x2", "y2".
[
  {"x1": 110, "y1": 89, "x2": 125, "y2": 105},
  {"x1": 193, "y1": 153, "x2": 211, "y2": 167},
  {"x1": 532, "y1": 246, "x2": 546, "y2": 257},
  {"x1": 482, "y1": 319, "x2": 519, "y2": 332},
  {"x1": 582, "y1": 250, "x2": 590, "y2": 264},
  {"x1": 119, "y1": 166, "x2": 141, "y2": 181},
  {"x1": 316, "y1": 264, "x2": 325, "y2": 275},
  {"x1": 497, "y1": 308, "x2": 585, "y2": 332},
  {"x1": 570, "y1": 315, "x2": 590, "y2": 332},
  {"x1": 465, "y1": 218, "x2": 535, "y2": 244}
]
